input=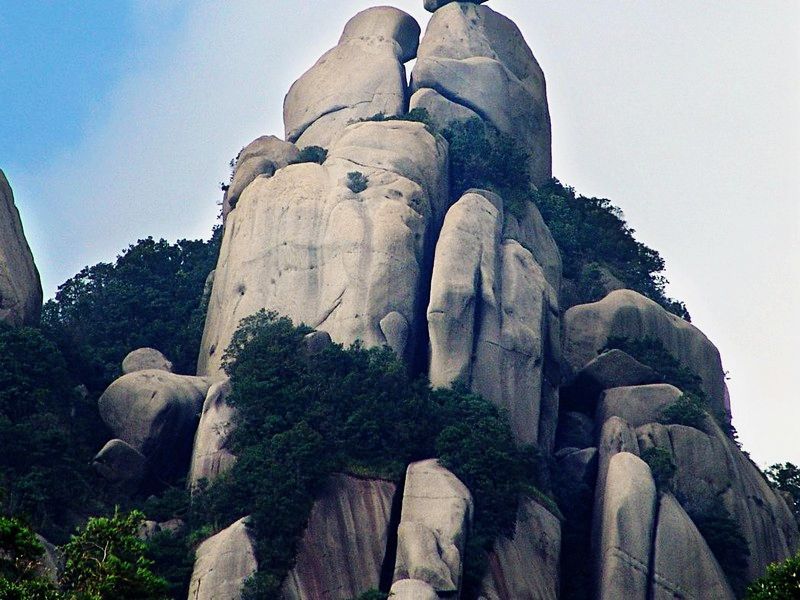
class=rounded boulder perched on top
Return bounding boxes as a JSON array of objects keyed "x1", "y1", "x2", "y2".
[
  {"x1": 121, "y1": 347, "x2": 173, "y2": 374},
  {"x1": 98, "y1": 370, "x2": 211, "y2": 481},
  {"x1": 424, "y1": 0, "x2": 488, "y2": 12},
  {"x1": 339, "y1": 6, "x2": 421, "y2": 62}
]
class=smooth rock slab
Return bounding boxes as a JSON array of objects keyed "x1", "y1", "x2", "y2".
[
  {"x1": 340, "y1": 6, "x2": 421, "y2": 62},
  {"x1": 389, "y1": 579, "x2": 439, "y2": 600},
  {"x1": 188, "y1": 378, "x2": 237, "y2": 489},
  {"x1": 121, "y1": 347, "x2": 173, "y2": 374},
  {"x1": 188, "y1": 517, "x2": 257, "y2": 600},
  {"x1": 0, "y1": 169, "x2": 42, "y2": 326},
  {"x1": 281, "y1": 474, "x2": 396, "y2": 599}
]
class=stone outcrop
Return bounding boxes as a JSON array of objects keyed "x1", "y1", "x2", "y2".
[
  {"x1": 479, "y1": 499, "x2": 561, "y2": 600},
  {"x1": 92, "y1": 438, "x2": 147, "y2": 491},
  {"x1": 427, "y1": 189, "x2": 560, "y2": 446},
  {"x1": 0, "y1": 169, "x2": 42, "y2": 326},
  {"x1": 563, "y1": 289, "x2": 727, "y2": 414},
  {"x1": 595, "y1": 383, "x2": 682, "y2": 430},
  {"x1": 281, "y1": 475, "x2": 395, "y2": 599},
  {"x1": 425, "y1": 0, "x2": 488, "y2": 12},
  {"x1": 389, "y1": 579, "x2": 439, "y2": 600},
  {"x1": 223, "y1": 136, "x2": 300, "y2": 221},
  {"x1": 121, "y1": 347, "x2": 173, "y2": 374},
  {"x1": 394, "y1": 460, "x2": 473, "y2": 594},
  {"x1": 188, "y1": 378, "x2": 237, "y2": 488},
  {"x1": 98, "y1": 370, "x2": 211, "y2": 480},
  {"x1": 188, "y1": 517, "x2": 257, "y2": 600},
  {"x1": 411, "y1": 3, "x2": 551, "y2": 184},
  {"x1": 283, "y1": 7, "x2": 419, "y2": 149},
  {"x1": 199, "y1": 120, "x2": 449, "y2": 375}
]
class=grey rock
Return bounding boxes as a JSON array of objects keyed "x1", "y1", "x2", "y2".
[
  {"x1": 282, "y1": 475, "x2": 396, "y2": 599},
  {"x1": 199, "y1": 121, "x2": 449, "y2": 376},
  {"x1": 409, "y1": 87, "x2": 482, "y2": 129},
  {"x1": 284, "y1": 8, "x2": 419, "y2": 149},
  {"x1": 121, "y1": 347, "x2": 173, "y2": 375},
  {"x1": 563, "y1": 289, "x2": 728, "y2": 415},
  {"x1": 594, "y1": 452, "x2": 657, "y2": 600},
  {"x1": 424, "y1": 0, "x2": 488, "y2": 12},
  {"x1": 92, "y1": 439, "x2": 147, "y2": 490},
  {"x1": 389, "y1": 579, "x2": 439, "y2": 600},
  {"x1": 394, "y1": 459, "x2": 473, "y2": 594},
  {"x1": 651, "y1": 494, "x2": 735, "y2": 600},
  {"x1": 189, "y1": 378, "x2": 237, "y2": 489},
  {"x1": 0, "y1": 169, "x2": 42, "y2": 326},
  {"x1": 412, "y1": 3, "x2": 551, "y2": 184},
  {"x1": 35, "y1": 535, "x2": 61, "y2": 582},
  {"x1": 479, "y1": 499, "x2": 561, "y2": 600},
  {"x1": 557, "y1": 447, "x2": 599, "y2": 489},
  {"x1": 555, "y1": 411, "x2": 594, "y2": 450},
  {"x1": 501, "y1": 199, "x2": 562, "y2": 294},
  {"x1": 98, "y1": 370, "x2": 211, "y2": 480},
  {"x1": 303, "y1": 330, "x2": 333, "y2": 355},
  {"x1": 189, "y1": 517, "x2": 257, "y2": 600},
  {"x1": 595, "y1": 383, "x2": 683, "y2": 430}
]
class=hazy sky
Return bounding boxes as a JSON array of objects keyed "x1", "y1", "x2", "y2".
[{"x1": 1, "y1": 1, "x2": 798, "y2": 467}]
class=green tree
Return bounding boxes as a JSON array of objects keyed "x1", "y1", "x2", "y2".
[
  {"x1": 0, "y1": 516, "x2": 62, "y2": 599},
  {"x1": 60, "y1": 510, "x2": 168, "y2": 600},
  {"x1": 766, "y1": 463, "x2": 800, "y2": 523},
  {"x1": 641, "y1": 446, "x2": 677, "y2": 492},
  {"x1": 745, "y1": 550, "x2": 800, "y2": 599}
]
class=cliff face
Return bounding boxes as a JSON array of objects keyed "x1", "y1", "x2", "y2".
[{"x1": 0, "y1": 169, "x2": 42, "y2": 327}]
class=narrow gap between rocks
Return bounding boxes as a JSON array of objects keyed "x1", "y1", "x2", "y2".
[{"x1": 379, "y1": 469, "x2": 407, "y2": 592}]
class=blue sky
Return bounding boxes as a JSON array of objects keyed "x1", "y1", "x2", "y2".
[{"x1": 0, "y1": 0, "x2": 798, "y2": 468}]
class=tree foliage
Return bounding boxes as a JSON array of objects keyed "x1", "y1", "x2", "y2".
[
  {"x1": 0, "y1": 516, "x2": 62, "y2": 599},
  {"x1": 641, "y1": 446, "x2": 677, "y2": 492},
  {"x1": 746, "y1": 550, "x2": 800, "y2": 599},
  {"x1": 766, "y1": 463, "x2": 800, "y2": 524}
]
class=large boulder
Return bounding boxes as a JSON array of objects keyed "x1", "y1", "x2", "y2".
[
  {"x1": 223, "y1": 136, "x2": 300, "y2": 220},
  {"x1": 389, "y1": 579, "x2": 439, "y2": 600},
  {"x1": 594, "y1": 452, "x2": 657, "y2": 600},
  {"x1": 98, "y1": 370, "x2": 211, "y2": 480},
  {"x1": 411, "y1": 3, "x2": 551, "y2": 184},
  {"x1": 479, "y1": 499, "x2": 561, "y2": 600},
  {"x1": 281, "y1": 475, "x2": 396, "y2": 599},
  {"x1": 427, "y1": 189, "x2": 559, "y2": 446},
  {"x1": 91, "y1": 439, "x2": 147, "y2": 491},
  {"x1": 188, "y1": 378, "x2": 237, "y2": 489},
  {"x1": 121, "y1": 347, "x2": 173, "y2": 374},
  {"x1": 394, "y1": 460, "x2": 473, "y2": 594},
  {"x1": 595, "y1": 383, "x2": 682, "y2": 430},
  {"x1": 188, "y1": 517, "x2": 257, "y2": 600},
  {"x1": 563, "y1": 289, "x2": 728, "y2": 415},
  {"x1": 0, "y1": 169, "x2": 42, "y2": 326},
  {"x1": 199, "y1": 120, "x2": 449, "y2": 375},
  {"x1": 424, "y1": 0, "x2": 488, "y2": 12},
  {"x1": 283, "y1": 7, "x2": 419, "y2": 149},
  {"x1": 651, "y1": 494, "x2": 735, "y2": 600}
]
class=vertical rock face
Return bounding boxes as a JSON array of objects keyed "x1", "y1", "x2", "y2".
[
  {"x1": 0, "y1": 169, "x2": 42, "y2": 327},
  {"x1": 188, "y1": 517, "x2": 257, "y2": 600},
  {"x1": 479, "y1": 499, "x2": 561, "y2": 600},
  {"x1": 199, "y1": 120, "x2": 449, "y2": 375},
  {"x1": 427, "y1": 189, "x2": 560, "y2": 446},
  {"x1": 188, "y1": 378, "x2": 237, "y2": 489},
  {"x1": 281, "y1": 475, "x2": 396, "y2": 600},
  {"x1": 411, "y1": 2, "x2": 551, "y2": 185},
  {"x1": 394, "y1": 460, "x2": 473, "y2": 594},
  {"x1": 283, "y1": 7, "x2": 419, "y2": 150}
]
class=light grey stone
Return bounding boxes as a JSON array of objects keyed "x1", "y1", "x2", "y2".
[
  {"x1": 121, "y1": 347, "x2": 173, "y2": 375},
  {"x1": 389, "y1": 579, "x2": 439, "y2": 600},
  {"x1": 596, "y1": 383, "x2": 683, "y2": 430},
  {"x1": 479, "y1": 499, "x2": 561, "y2": 600},
  {"x1": 35, "y1": 535, "x2": 61, "y2": 582},
  {"x1": 98, "y1": 370, "x2": 211, "y2": 480},
  {"x1": 595, "y1": 452, "x2": 657, "y2": 600},
  {"x1": 281, "y1": 475, "x2": 395, "y2": 599},
  {"x1": 199, "y1": 121, "x2": 449, "y2": 376},
  {"x1": 339, "y1": 6, "x2": 421, "y2": 63},
  {"x1": 557, "y1": 447, "x2": 599, "y2": 489},
  {"x1": 563, "y1": 289, "x2": 728, "y2": 415},
  {"x1": 0, "y1": 169, "x2": 42, "y2": 326},
  {"x1": 92, "y1": 439, "x2": 147, "y2": 490},
  {"x1": 394, "y1": 459, "x2": 473, "y2": 594},
  {"x1": 188, "y1": 378, "x2": 236, "y2": 489},
  {"x1": 409, "y1": 87, "x2": 482, "y2": 129},
  {"x1": 412, "y1": 3, "x2": 551, "y2": 184},
  {"x1": 651, "y1": 494, "x2": 735, "y2": 600},
  {"x1": 189, "y1": 517, "x2": 257, "y2": 600}
]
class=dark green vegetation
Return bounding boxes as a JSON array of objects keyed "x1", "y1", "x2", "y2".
[
  {"x1": 291, "y1": 145, "x2": 328, "y2": 165},
  {"x1": 345, "y1": 171, "x2": 369, "y2": 193},
  {"x1": 640, "y1": 446, "x2": 677, "y2": 492},
  {"x1": 745, "y1": 550, "x2": 800, "y2": 599},
  {"x1": 0, "y1": 511, "x2": 168, "y2": 600},
  {"x1": 660, "y1": 393, "x2": 709, "y2": 430},
  {"x1": 186, "y1": 311, "x2": 549, "y2": 599},
  {"x1": 766, "y1": 463, "x2": 800, "y2": 524},
  {"x1": 42, "y1": 231, "x2": 221, "y2": 395}
]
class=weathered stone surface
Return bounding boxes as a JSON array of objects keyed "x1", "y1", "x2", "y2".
[
  {"x1": 35, "y1": 535, "x2": 61, "y2": 582},
  {"x1": 282, "y1": 475, "x2": 395, "y2": 599},
  {"x1": 480, "y1": 499, "x2": 561, "y2": 600},
  {"x1": 0, "y1": 169, "x2": 42, "y2": 326},
  {"x1": 394, "y1": 459, "x2": 473, "y2": 594},
  {"x1": 651, "y1": 493, "x2": 735, "y2": 600},
  {"x1": 389, "y1": 579, "x2": 439, "y2": 600},
  {"x1": 189, "y1": 517, "x2": 257, "y2": 600},
  {"x1": 594, "y1": 452, "x2": 657, "y2": 600},
  {"x1": 284, "y1": 8, "x2": 419, "y2": 149},
  {"x1": 92, "y1": 439, "x2": 147, "y2": 490},
  {"x1": 199, "y1": 121, "x2": 449, "y2": 375},
  {"x1": 412, "y1": 3, "x2": 551, "y2": 184},
  {"x1": 563, "y1": 289, "x2": 727, "y2": 414},
  {"x1": 557, "y1": 447, "x2": 599, "y2": 489},
  {"x1": 409, "y1": 87, "x2": 481, "y2": 130},
  {"x1": 188, "y1": 378, "x2": 236, "y2": 489},
  {"x1": 635, "y1": 422, "x2": 672, "y2": 454},
  {"x1": 501, "y1": 199, "x2": 562, "y2": 294},
  {"x1": 425, "y1": 0, "x2": 488, "y2": 11},
  {"x1": 303, "y1": 330, "x2": 332, "y2": 355},
  {"x1": 561, "y1": 349, "x2": 660, "y2": 411},
  {"x1": 121, "y1": 347, "x2": 173, "y2": 375},
  {"x1": 596, "y1": 383, "x2": 682, "y2": 430},
  {"x1": 427, "y1": 190, "x2": 559, "y2": 446},
  {"x1": 98, "y1": 370, "x2": 211, "y2": 480},
  {"x1": 555, "y1": 411, "x2": 594, "y2": 450},
  {"x1": 223, "y1": 135, "x2": 301, "y2": 221}
]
